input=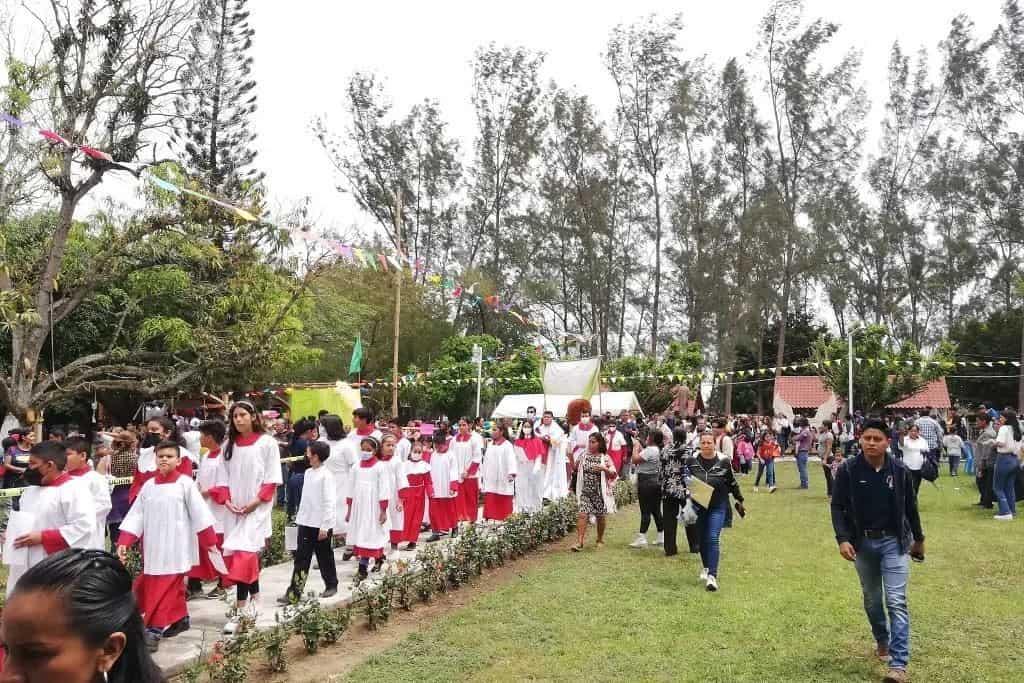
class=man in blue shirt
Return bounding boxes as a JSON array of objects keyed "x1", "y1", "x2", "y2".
[{"x1": 831, "y1": 418, "x2": 925, "y2": 683}]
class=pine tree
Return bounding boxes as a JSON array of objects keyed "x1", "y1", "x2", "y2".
[{"x1": 174, "y1": 0, "x2": 263, "y2": 200}]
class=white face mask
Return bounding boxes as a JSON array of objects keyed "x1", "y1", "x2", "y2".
[
  {"x1": 580, "y1": 416, "x2": 590, "y2": 425},
  {"x1": 410, "y1": 450, "x2": 423, "y2": 462},
  {"x1": 359, "y1": 450, "x2": 374, "y2": 461}
]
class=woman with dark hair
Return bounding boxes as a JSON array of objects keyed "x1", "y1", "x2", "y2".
[
  {"x1": 993, "y1": 408, "x2": 1022, "y2": 520},
  {"x1": 570, "y1": 432, "x2": 617, "y2": 552},
  {"x1": 660, "y1": 426, "x2": 691, "y2": 557},
  {"x1": 0, "y1": 548, "x2": 165, "y2": 682},
  {"x1": 481, "y1": 423, "x2": 517, "y2": 521},
  {"x1": 685, "y1": 433, "x2": 745, "y2": 592},
  {"x1": 129, "y1": 416, "x2": 193, "y2": 503},
  {"x1": 210, "y1": 401, "x2": 283, "y2": 634},
  {"x1": 321, "y1": 414, "x2": 355, "y2": 544}
]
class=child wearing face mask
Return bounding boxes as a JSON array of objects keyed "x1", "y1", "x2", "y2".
[
  {"x1": 346, "y1": 437, "x2": 391, "y2": 581},
  {"x1": 397, "y1": 440, "x2": 432, "y2": 550},
  {"x1": 514, "y1": 421, "x2": 547, "y2": 513},
  {"x1": 5, "y1": 441, "x2": 95, "y2": 598},
  {"x1": 427, "y1": 431, "x2": 460, "y2": 541},
  {"x1": 481, "y1": 424, "x2": 517, "y2": 521}
]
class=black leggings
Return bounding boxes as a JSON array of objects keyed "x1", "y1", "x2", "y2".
[
  {"x1": 236, "y1": 580, "x2": 261, "y2": 602},
  {"x1": 822, "y1": 464, "x2": 834, "y2": 497},
  {"x1": 637, "y1": 475, "x2": 663, "y2": 533}
]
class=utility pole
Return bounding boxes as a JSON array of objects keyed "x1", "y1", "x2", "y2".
[
  {"x1": 473, "y1": 344, "x2": 483, "y2": 418},
  {"x1": 391, "y1": 188, "x2": 402, "y2": 419}
]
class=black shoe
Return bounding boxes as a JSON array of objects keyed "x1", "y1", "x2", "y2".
[
  {"x1": 186, "y1": 588, "x2": 203, "y2": 601},
  {"x1": 342, "y1": 549, "x2": 355, "y2": 561},
  {"x1": 321, "y1": 587, "x2": 338, "y2": 598},
  {"x1": 426, "y1": 533, "x2": 442, "y2": 543},
  {"x1": 450, "y1": 529, "x2": 458, "y2": 538},
  {"x1": 276, "y1": 594, "x2": 294, "y2": 606},
  {"x1": 390, "y1": 542, "x2": 399, "y2": 550},
  {"x1": 404, "y1": 542, "x2": 417, "y2": 551},
  {"x1": 162, "y1": 616, "x2": 190, "y2": 639},
  {"x1": 371, "y1": 561, "x2": 383, "y2": 573},
  {"x1": 205, "y1": 585, "x2": 227, "y2": 600},
  {"x1": 354, "y1": 569, "x2": 368, "y2": 585},
  {"x1": 420, "y1": 523, "x2": 430, "y2": 532},
  {"x1": 144, "y1": 630, "x2": 160, "y2": 652}
]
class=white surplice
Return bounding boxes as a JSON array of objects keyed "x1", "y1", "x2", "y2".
[
  {"x1": 119, "y1": 472, "x2": 216, "y2": 575},
  {"x1": 68, "y1": 467, "x2": 112, "y2": 550},
  {"x1": 322, "y1": 437, "x2": 357, "y2": 535},
  {"x1": 536, "y1": 421, "x2": 568, "y2": 500},
  {"x1": 215, "y1": 434, "x2": 283, "y2": 555},
  {"x1": 347, "y1": 458, "x2": 390, "y2": 552},
  {"x1": 5, "y1": 475, "x2": 95, "y2": 596},
  {"x1": 428, "y1": 450, "x2": 459, "y2": 500},
  {"x1": 480, "y1": 440, "x2": 517, "y2": 497},
  {"x1": 383, "y1": 456, "x2": 408, "y2": 535},
  {"x1": 195, "y1": 450, "x2": 227, "y2": 533}
]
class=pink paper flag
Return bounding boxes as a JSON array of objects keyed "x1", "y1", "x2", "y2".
[
  {"x1": 38, "y1": 129, "x2": 71, "y2": 146},
  {"x1": 378, "y1": 254, "x2": 389, "y2": 272},
  {"x1": 340, "y1": 245, "x2": 354, "y2": 260},
  {"x1": 80, "y1": 145, "x2": 113, "y2": 162}
]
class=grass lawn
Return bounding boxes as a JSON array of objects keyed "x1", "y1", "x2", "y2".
[{"x1": 343, "y1": 464, "x2": 1023, "y2": 682}]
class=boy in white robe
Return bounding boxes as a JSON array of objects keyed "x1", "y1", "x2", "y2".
[
  {"x1": 6, "y1": 441, "x2": 95, "y2": 597},
  {"x1": 64, "y1": 437, "x2": 112, "y2": 550},
  {"x1": 187, "y1": 420, "x2": 229, "y2": 600},
  {"x1": 426, "y1": 431, "x2": 460, "y2": 541},
  {"x1": 278, "y1": 441, "x2": 338, "y2": 603},
  {"x1": 117, "y1": 440, "x2": 217, "y2": 649}
]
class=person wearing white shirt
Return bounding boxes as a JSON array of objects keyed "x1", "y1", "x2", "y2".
[
  {"x1": 279, "y1": 441, "x2": 338, "y2": 603},
  {"x1": 992, "y1": 409, "x2": 1022, "y2": 520},
  {"x1": 900, "y1": 425, "x2": 929, "y2": 494},
  {"x1": 481, "y1": 425, "x2": 517, "y2": 521},
  {"x1": 536, "y1": 411, "x2": 568, "y2": 500}
]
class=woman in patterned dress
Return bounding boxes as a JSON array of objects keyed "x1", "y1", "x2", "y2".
[{"x1": 570, "y1": 433, "x2": 617, "y2": 552}]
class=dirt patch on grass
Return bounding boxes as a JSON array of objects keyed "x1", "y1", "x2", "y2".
[{"x1": 206, "y1": 533, "x2": 578, "y2": 683}]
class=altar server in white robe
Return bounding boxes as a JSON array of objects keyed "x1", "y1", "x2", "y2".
[
  {"x1": 64, "y1": 436, "x2": 112, "y2": 550},
  {"x1": 451, "y1": 418, "x2": 483, "y2": 523},
  {"x1": 346, "y1": 407, "x2": 382, "y2": 448},
  {"x1": 130, "y1": 415, "x2": 195, "y2": 503},
  {"x1": 536, "y1": 411, "x2": 569, "y2": 501},
  {"x1": 345, "y1": 436, "x2": 391, "y2": 581},
  {"x1": 187, "y1": 420, "x2": 229, "y2": 599},
  {"x1": 320, "y1": 414, "x2": 356, "y2": 542},
  {"x1": 117, "y1": 441, "x2": 217, "y2": 643},
  {"x1": 209, "y1": 402, "x2": 282, "y2": 632},
  {"x1": 513, "y1": 422, "x2": 547, "y2": 513},
  {"x1": 481, "y1": 424, "x2": 518, "y2": 521},
  {"x1": 379, "y1": 434, "x2": 408, "y2": 550},
  {"x1": 426, "y1": 431, "x2": 460, "y2": 541},
  {"x1": 6, "y1": 441, "x2": 95, "y2": 597}
]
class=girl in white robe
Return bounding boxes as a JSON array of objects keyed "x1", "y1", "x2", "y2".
[
  {"x1": 451, "y1": 419, "x2": 483, "y2": 523},
  {"x1": 5, "y1": 443, "x2": 95, "y2": 598},
  {"x1": 379, "y1": 434, "x2": 408, "y2": 550},
  {"x1": 345, "y1": 436, "x2": 390, "y2": 581},
  {"x1": 210, "y1": 402, "x2": 282, "y2": 631},
  {"x1": 481, "y1": 425, "x2": 518, "y2": 521},
  {"x1": 513, "y1": 424, "x2": 547, "y2": 514},
  {"x1": 187, "y1": 421, "x2": 229, "y2": 598},
  {"x1": 320, "y1": 415, "x2": 356, "y2": 541},
  {"x1": 426, "y1": 431, "x2": 460, "y2": 540},
  {"x1": 117, "y1": 442, "x2": 217, "y2": 639},
  {"x1": 129, "y1": 416, "x2": 195, "y2": 503}
]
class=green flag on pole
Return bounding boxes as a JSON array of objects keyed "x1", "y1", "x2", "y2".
[{"x1": 348, "y1": 335, "x2": 363, "y2": 376}]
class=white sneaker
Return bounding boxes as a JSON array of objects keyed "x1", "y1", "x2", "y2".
[
  {"x1": 994, "y1": 514, "x2": 1014, "y2": 521},
  {"x1": 628, "y1": 533, "x2": 648, "y2": 548},
  {"x1": 223, "y1": 617, "x2": 239, "y2": 635},
  {"x1": 769, "y1": 486, "x2": 777, "y2": 494},
  {"x1": 705, "y1": 575, "x2": 719, "y2": 592},
  {"x1": 699, "y1": 567, "x2": 709, "y2": 581},
  {"x1": 753, "y1": 487, "x2": 759, "y2": 492},
  {"x1": 654, "y1": 532, "x2": 664, "y2": 546}
]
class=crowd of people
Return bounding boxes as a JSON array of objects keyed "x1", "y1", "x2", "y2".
[{"x1": 1, "y1": 398, "x2": 1022, "y2": 682}]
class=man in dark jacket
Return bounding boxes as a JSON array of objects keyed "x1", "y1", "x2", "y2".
[{"x1": 831, "y1": 418, "x2": 925, "y2": 683}]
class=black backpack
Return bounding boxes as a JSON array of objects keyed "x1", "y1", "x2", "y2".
[{"x1": 920, "y1": 455, "x2": 939, "y2": 483}]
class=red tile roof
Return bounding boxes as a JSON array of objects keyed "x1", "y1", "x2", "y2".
[
  {"x1": 774, "y1": 376, "x2": 835, "y2": 408},
  {"x1": 886, "y1": 379, "x2": 951, "y2": 409}
]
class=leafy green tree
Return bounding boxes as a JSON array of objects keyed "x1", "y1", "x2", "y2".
[
  {"x1": 811, "y1": 325, "x2": 953, "y2": 413},
  {"x1": 603, "y1": 341, "x2": 702, "y2": 413}
]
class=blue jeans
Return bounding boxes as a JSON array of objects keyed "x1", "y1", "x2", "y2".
[
  {"x1": 697, "y1": 503, "x2": 728, "y2": 577},
  {"x1": 796, "y1": 451, "x2": 809, "y2": 488},
  {"x1": 854, "y1": 536, "x2": 911, "y2": 670},
  {"x1": 755, "y1": 460, "x2": 776, "y2": 487},
  {"x1": 993, "y1": 454, "x2": 1019, "y2": 516}
]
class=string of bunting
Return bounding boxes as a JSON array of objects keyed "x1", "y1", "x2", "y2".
[
  {"x1": 345, "y1": 356, "x2": 1019, "y2": 389},
  {"x1": 0, "y1": 112, "x2": 535, "y2": 328}
]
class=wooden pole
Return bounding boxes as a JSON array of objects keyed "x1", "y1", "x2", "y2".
[{"x1": 391, "y1": 188, "x2": 403, "y2": 419}]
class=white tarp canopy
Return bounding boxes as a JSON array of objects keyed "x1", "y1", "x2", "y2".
[{"x1": 490, "y1": 392, "x2": 644, "y2": 419}]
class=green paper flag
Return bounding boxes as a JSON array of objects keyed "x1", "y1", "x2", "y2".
[{"x1": 348, "y1": 335, "x2": 363, "y2": 376}]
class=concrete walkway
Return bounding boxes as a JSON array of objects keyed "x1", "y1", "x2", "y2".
[{"x1": 153, "y1": 526, "x2": 446, "y2": 676}]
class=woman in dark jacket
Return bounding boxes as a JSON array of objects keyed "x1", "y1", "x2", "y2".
[
  {"x1": 659, "y1": 426, "x2": 690, "y2": 557},
  {"x1": 685, "y1": 432, "x2": 745, "y2": 592}
]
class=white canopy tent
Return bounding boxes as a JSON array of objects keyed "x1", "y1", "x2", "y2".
[{"x1": 490, "y1": 392, "x2": 644, "y2": 419}]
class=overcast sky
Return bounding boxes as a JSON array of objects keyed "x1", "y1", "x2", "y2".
[{"x1": 244, "y1": 0, "x2": 1004, "y2": 237}]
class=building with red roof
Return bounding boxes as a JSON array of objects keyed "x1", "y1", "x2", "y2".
[{"x1": 772, "y1": 376, "x2": 951, "y2": 421}]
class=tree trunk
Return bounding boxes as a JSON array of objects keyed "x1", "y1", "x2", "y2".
[{"x1": 650, "y1": 176, "x2": 662, "y2": 357}]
